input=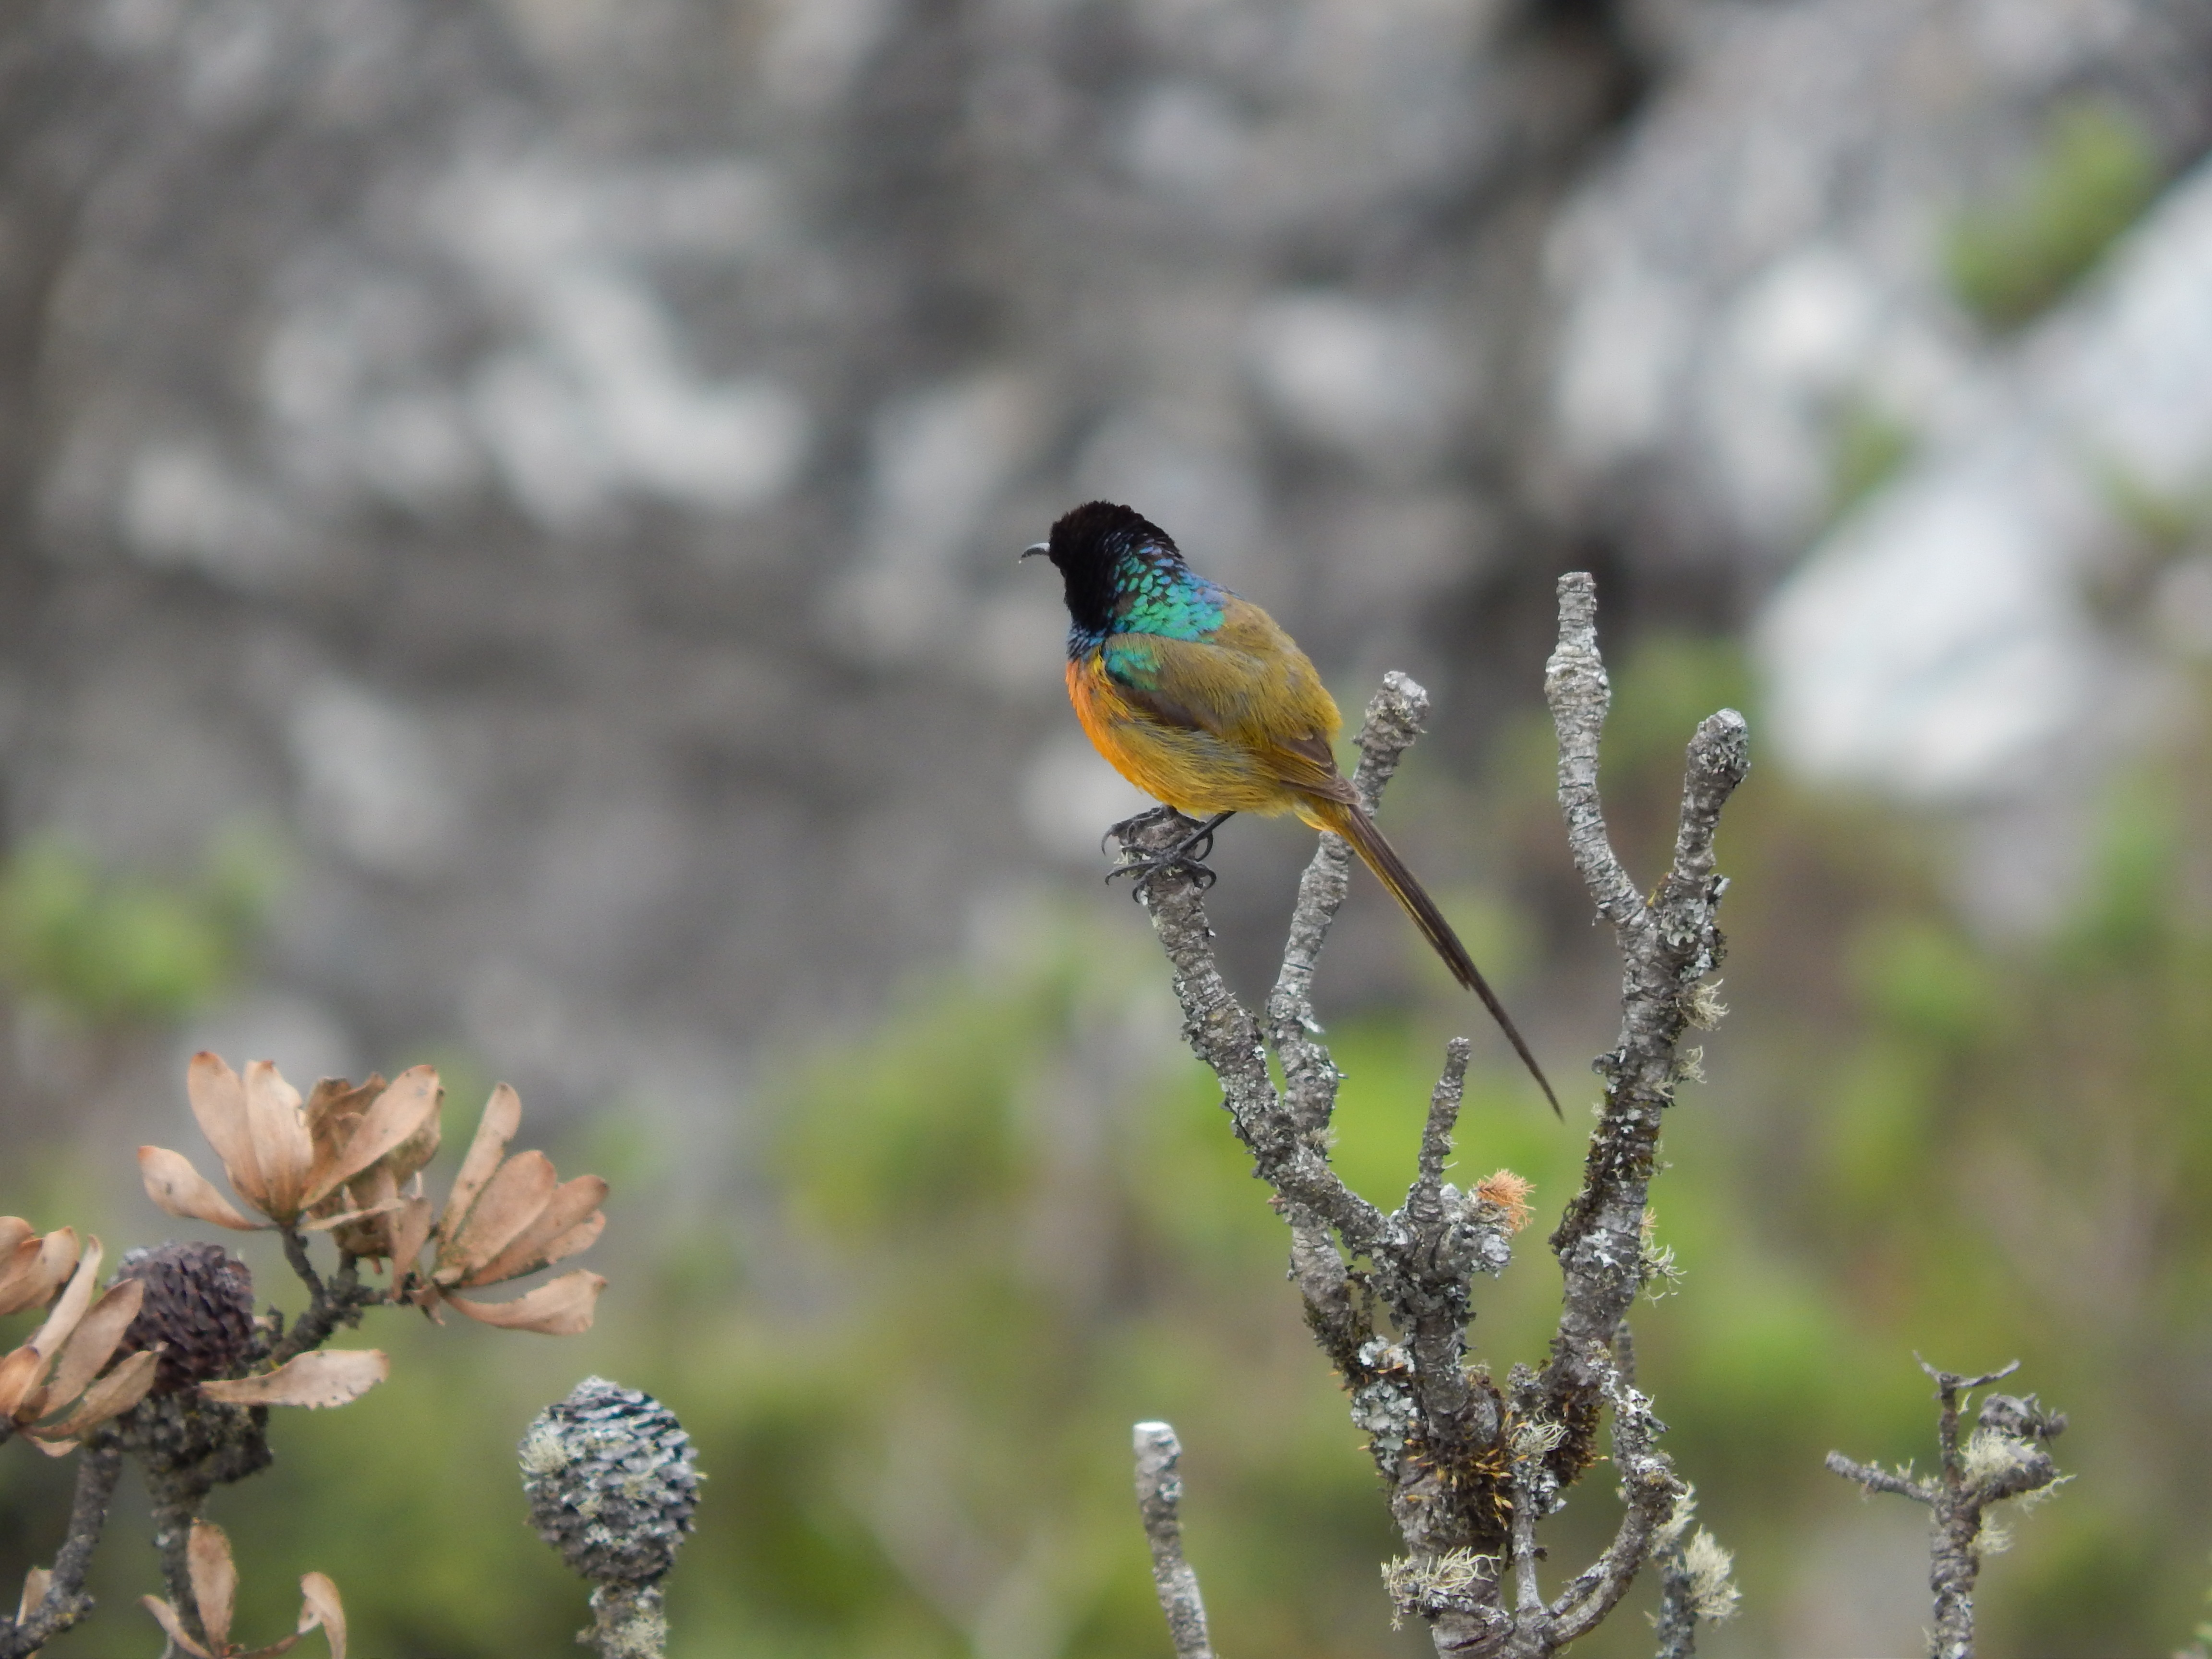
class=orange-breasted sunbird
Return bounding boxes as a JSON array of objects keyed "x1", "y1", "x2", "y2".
[{"x1": 1025, "y1": 500, "x2": 1558, "y2": 1114}]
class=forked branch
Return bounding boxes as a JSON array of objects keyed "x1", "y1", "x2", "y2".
[{"x1": 1115, "y1": 573, "x2": 1748, "y2": 1658}]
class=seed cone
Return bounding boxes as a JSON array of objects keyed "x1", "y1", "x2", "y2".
[
  {"x1": 520, "y1": 1378, "x2": 700, "y2": 1586},
  {"x1": 114, "y1": 1242, "x2": 258, "y2": 1393}
]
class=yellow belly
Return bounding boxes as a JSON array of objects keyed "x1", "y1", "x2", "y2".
[{"x1": 1066, "y1": 658, "x2": 1304, "y2": 817}]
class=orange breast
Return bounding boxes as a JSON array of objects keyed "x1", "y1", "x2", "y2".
[{"x1": 1064, "y1": 654, "x2": 1306, "y2": 817}]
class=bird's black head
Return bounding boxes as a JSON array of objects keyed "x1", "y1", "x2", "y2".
[{"x1": 1020, "y1": 501, "x2": 1182, "y2": 641}]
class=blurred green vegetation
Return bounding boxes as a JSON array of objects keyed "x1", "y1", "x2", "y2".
[
  {"x1": 3, "y1": 646, "x2": 2211, "y2": 1656},
  {"x1": 0, "y1": 830, "x2": 275, "y2": 1025},
  {"x1": 1825, "y1": 398, "x2": 1915, "y2": 524},
  {"x1": 1945, "y1": 97, "x2": 2160, "y2": 331}
]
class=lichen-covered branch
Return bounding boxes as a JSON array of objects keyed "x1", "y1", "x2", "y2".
[
  {"x1": 1114, "y1": 582, "x2": 1748, "y2": 1658},
  {"x1": 1827, "y1": 1359, "x2": 2068, "y2": 1659},
  {"x1": 0, "y1": 1432, "x2": 125, "y2": 1659},
  {"x1": 1539, "y1": 573, "x2": 1747, "y2": 1483},
  {"x1": 1266, "y1": 669, "x2": 1431, "y2": 1142},
  {"x1": 1132, "y1": 1422, "x2": 1218, "y2": 1659},
  {"x1": 132, "y1": 1392, "x2": 276, "y2": 1645}
]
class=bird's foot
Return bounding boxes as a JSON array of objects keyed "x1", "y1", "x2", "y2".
[
  {"x1": 1104, "y1": 810, "x2": 1225, "y2": 901},
  {"x1": 1100, "y1": 805, "x2": 1186, "y2": 859}
]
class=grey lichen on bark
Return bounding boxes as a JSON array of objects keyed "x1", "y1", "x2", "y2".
[
  {"x1": 1112, "y1": 576, "x2": 1748, "y2": 1658},
  {"x1": 1826, "y1": 1359, "x2": 2068, "y2": 1659},
  {"x1": 1132, "y1": 1422, "x2": 1217, "y2": 1659}
]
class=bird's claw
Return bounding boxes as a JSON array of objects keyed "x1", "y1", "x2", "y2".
[
  {"x1": 1105, "y1": 851, "x2": 1219, "y2": 900},
  {"x1": 1104, "y1": 814, "x2": 1221, "y2": 900},
  {"x1": 1101, "y1": 805, "x2": 1184, "y2": 858}
]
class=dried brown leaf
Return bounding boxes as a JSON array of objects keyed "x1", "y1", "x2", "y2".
[
  {"x1": 24, "y1": 1239, "x2": 103, "y2": 1365},
  {"x1": 17, "y1": 1564, "x2": 50, "y2": 1624},
  {"x1": 188, "y1": 1053, "x2": 262, "y2": 1209},
  {"x1": 139, "y1": 1148, "x2": 261, "y2": 1231},
  {"x1": 35, "y1": 1348, "x2": 158, "y2": 1441},
  {"x1": 0, "y1": 1234, "x2": 47, "y2": 1316},
  {"x1": 465, "y1": 1175, "x2": 606, "y2": 1287},
  {"x1": 189, "y1": 1521, "x2": 238, "y2": 1653},
  {"x1": 0, "y1": 1221, "x2": 36, "y2": 1314},
  {"x1": 388, "y1": 1194, "x2": 435, "y2": 1281},
  {"x1": 532, "y1": 1210, "x2": 607, "y2": 1274},
  {"x1": 437, "y1": 1151, "x2": 554, "y2": 1284},
  {"x1": 302, "y1": 1076, "x2": 380, "y2": 1162},
  {"x1": 242, "y1": 1062, "x2": 314, "y2": 1220},
  {"x1": 141, "y1": 1594, "x2": 216, "y2": 1659},
  {"x1": 0, "y1": 1345, "x2": 47, "y2": 1421},
  {"x1": 300, "y1": 1187, "x2": 403, "y2": 1236},
  {"x1": 298, "y1": 1573, "x2": 344, "y2": 1659},
  {"x1": 0, "y1": 1229, "x2": 81, "y2": 1320},
  {"x1": 446, "y1": 1269, "x2": 605, "y2": 1335},
  {"x1": 42, "y1": 1278, "x2": 144, "y2": 1409},
  {"x1": 440, "y1": 1083, "x2": 520, "y2": 1242},
  {"x1": 306, "y1": 1067, "x2": 441, "y2": 1207},
  {"x1": 199, "y1": 1350, "x2": 388, "y2": 1409}
]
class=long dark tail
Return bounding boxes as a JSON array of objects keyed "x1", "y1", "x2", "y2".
[{"x1": 1318, "y1": 797, "x2": 1562, "y2": 1118}]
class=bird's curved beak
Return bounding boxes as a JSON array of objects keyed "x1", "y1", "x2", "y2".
[{"x1": 1018, "y1": 541, "x2": 1049, "y2": 563}]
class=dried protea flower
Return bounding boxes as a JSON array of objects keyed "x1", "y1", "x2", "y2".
[
  {"x1": 138, "y1": 1054, "x2": 440, "y2": 1231},
  {"x1": 301, "y1": 1072, "x2": 445, "y2": 1260},
  {"x1": 115, "y1": 1243, "x2": 259, "y2": 1393},
  {"x1": 520, "y1": 1379, "x2": 700, "y2": 1587},
  {"x1": 393, "y1": 1085, "x2": 607, "y2": 1334},
  {"x1": 0, "y1": 1237, "x2": 160, "y2": 1453},
  {"x1": 140, "y1": 1057, "x2": 607, "y2": 1335}
]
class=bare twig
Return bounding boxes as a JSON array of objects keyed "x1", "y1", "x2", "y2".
[
  {"x1": 269, "y1": 1234, "x2": 381, "y2": 1365},
  {"x1": 0, "y1": 1431, "x2": 125, "y2": 1658},
  {"x1": 1115, "y1": 577, "x2": 1745, "y2": 1657},
  {"x1": 1827, "y1": 1359, "x2": 2068, "y2": 1659},
  {"x1": 1133, "y1": 1423, "x2": 1217, "y2": 1659},
  {"x1": 1823, "y1": 1454, "x2": 1935, "y2": 1504}
]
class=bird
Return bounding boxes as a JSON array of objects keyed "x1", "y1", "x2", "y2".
[{"x1": 1023, "y1": 499, "x2": 1559, "y2": 1115}]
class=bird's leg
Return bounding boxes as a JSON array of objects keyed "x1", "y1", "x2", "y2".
[{"x1": 1107, "y1": 811, "x2": 1236, "y2": 900}]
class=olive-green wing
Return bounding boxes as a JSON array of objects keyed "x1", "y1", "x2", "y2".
[{"x1": 1102, "y1": 598, "x2": 1350, "y2": 800}]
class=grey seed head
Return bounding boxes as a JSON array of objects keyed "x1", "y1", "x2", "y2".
[{"x1": 520, "y1": 1377, "x2": 702, "y2": 1586}]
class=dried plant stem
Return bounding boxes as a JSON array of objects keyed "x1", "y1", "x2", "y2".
[
  {"x1": 270, "y1": 1232, "x2": 381, "y2": 1365},
  {"x1": 150, "y1": 1489, "x2": 205, "y2": 1647},
  {"x1": 581, "y1": 1583, "x2": 667, "y2": 1659},
  {"x1": 1132, "y1": 1423, "x2": 1217, "y2": 1659},
  {"x1": 130, "y1": 1391, "x2": 276, "y2": 1646},
  {"x1": 0, "y1": 1431, "x2": 125, "y2": 1659},
  {"x1": 1115, "y1": 579, "x2": 1746, "y2": 1658}
]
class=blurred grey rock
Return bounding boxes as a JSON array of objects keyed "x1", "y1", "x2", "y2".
[
  {"x1": 1756, "y1": 152, "x2": 2212, "y2": 926},
  {"x1": 1546, "y1": 0, "x2": 2212, "y2": 577},
  {"x1": 0, "y1": 0, "x2": 1635, "y2": 1139}
]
